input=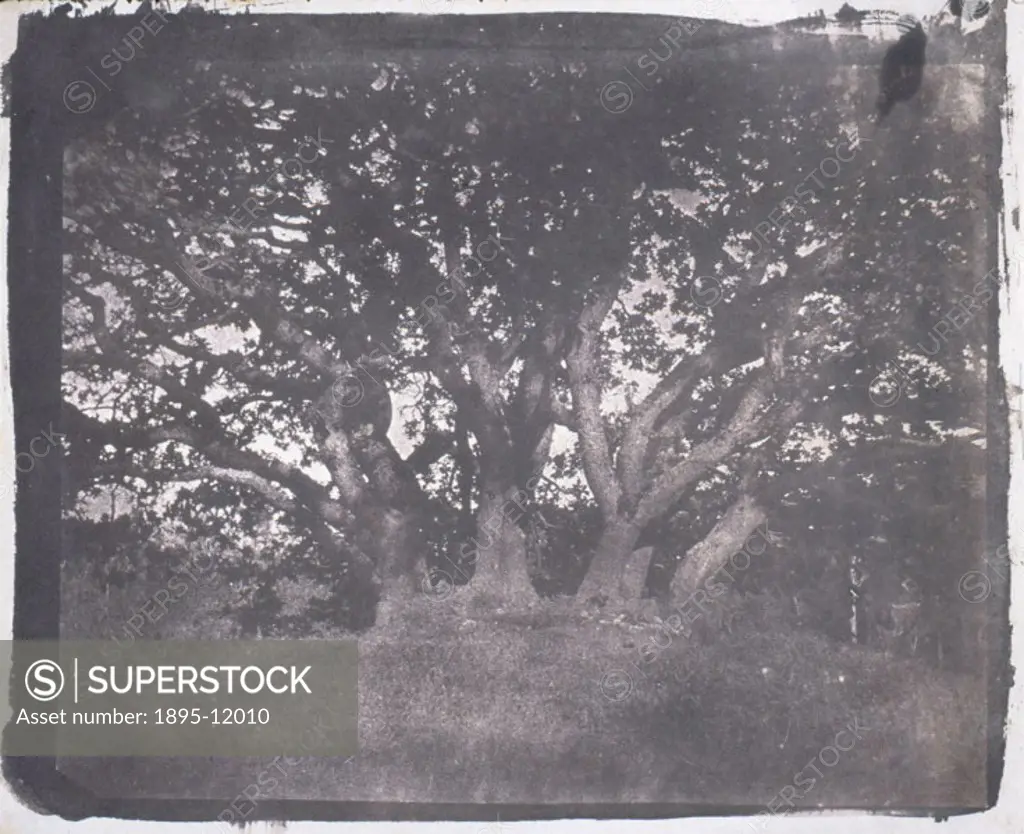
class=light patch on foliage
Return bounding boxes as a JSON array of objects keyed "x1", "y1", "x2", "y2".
[
  {"x1": 371, "y1": 67, "x2": 390, "y2": 92},
  {"x1": 275, "y1": 576, "x2": 333, "y2": 620},
  {"x1": 782, "y1": 424, "x2": 837, "y2": 462}
]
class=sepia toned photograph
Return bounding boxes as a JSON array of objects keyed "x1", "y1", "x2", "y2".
[{"x1": 0, "y1": 0, "x2": 1013, "y2": 823}]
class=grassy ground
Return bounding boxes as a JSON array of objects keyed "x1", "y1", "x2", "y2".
[{"x1": 61, "y1": 589, "x2": 987, "y2": 808}]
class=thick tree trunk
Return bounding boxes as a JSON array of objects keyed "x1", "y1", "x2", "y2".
[
  {"x1": 621, "y1": 546, "x2": 655, "y2": 600},
  {"x1": 343, "y1": 419, "x2": 437, "y2": 627},
  {"x1": 576, "y1": 519, "x2": 644, "y2": 605},
  {"x1": 368, "y1": 505, "x2": 427, "y2": 628},
  {"x1": 669, "y1": 494, "x2": 769, "y2": 601},
  {"x1": 464, "y1": 487, "x2": 539, "y2": 607}
]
